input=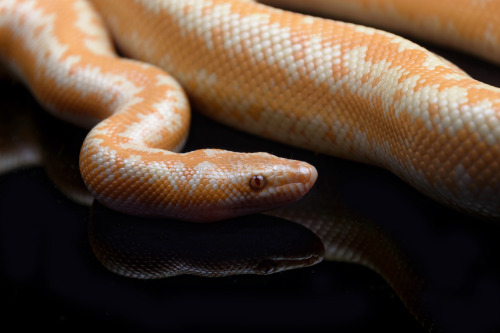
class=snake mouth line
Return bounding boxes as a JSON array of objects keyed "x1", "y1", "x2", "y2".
[
  {"x1": 193, "y1": 188, "x2": 315, "y2": 222},
  {"x1": 235, "y1": 183, "x2": 318, "y2": 215},
  {"x1": 256, "y1": 244, "x2": 324, "y2": 274}
]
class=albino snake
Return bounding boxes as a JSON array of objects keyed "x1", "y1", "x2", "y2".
[{"x1": 0, "y1": 0, "x2": 499, "y2": 221}]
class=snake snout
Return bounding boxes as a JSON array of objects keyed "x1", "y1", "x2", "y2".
[
  {"x1": 282, "y1": 161, "x2": 318, "y2": 197},
  {"x1": 271, "y1": 160, "x2": 317, "y2": 190},
  {"x1": 254, "y1": 158, "x2": 318, "y2": 209},
  {"x1": 294, "y1": 162, "x2": 318, "y2": 189}
]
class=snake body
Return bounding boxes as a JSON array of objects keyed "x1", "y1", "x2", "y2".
[
  {"x1": 263, "y1": 0, "x2": 500, "y2": 65},
  {"x1": 1, "y1": 0, "x2": 500, "y2": 219},
  {"x1": 0, "y1": 0, "x2": 317, "y2": 222}
]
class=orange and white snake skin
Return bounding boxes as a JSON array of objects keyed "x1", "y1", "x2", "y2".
[{"x1": 0, "y1": 0, "x2": 499, "y2": 221}]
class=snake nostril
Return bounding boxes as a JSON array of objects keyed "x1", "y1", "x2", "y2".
[
  {"x1": 296, "y1": 163, "x2": 317, "y2": 185},
  {"x1": 249, "y1": 175, "x2": 267, "y2": 190}
]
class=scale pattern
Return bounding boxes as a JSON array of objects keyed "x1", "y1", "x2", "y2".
[
  {"x1": 91, "y1": 0, "x2": 500, "y2": 218},
  {"x1": 263, "y1": 0, "x2": 500, "y2": 65},
  {"x1": 1, "y1": 0, "x2": 499, "y2": 219}
]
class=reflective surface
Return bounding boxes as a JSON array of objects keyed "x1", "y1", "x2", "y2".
[
  {"x1": 89, "y1": 203, "x2": 324, "y2": 278},
  {"x1": 1, "y1": 41, "x2": 500, "y2": 332}
]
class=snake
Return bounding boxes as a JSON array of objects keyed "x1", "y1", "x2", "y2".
[{"x1": 0, "y1": 0, "x2": 499, "y2": 221}]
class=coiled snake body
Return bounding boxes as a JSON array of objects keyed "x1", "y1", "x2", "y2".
[{"x1": 1, "y1": 0, "x2": 499, "y2": 220}]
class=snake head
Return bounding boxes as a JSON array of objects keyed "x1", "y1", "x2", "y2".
[
  {"x1": 179, "y1": 151, "x2": 318, "y2": 222},
  {"x1": 83, "y1": 148, "x2": 317, "y2": 222}
]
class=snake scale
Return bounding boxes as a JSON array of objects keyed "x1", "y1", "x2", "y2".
[{"x1": 0, "y1": 0, "x2": 499, "y2": 221}]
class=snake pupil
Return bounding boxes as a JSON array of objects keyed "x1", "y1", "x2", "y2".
[{"x1": 250, "y1": 175, "x2": 266, "y2": 190}]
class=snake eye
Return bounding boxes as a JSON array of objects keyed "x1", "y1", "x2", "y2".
[{"x1": 249, "y1": 175, "x2": 267, "y2": 190}]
